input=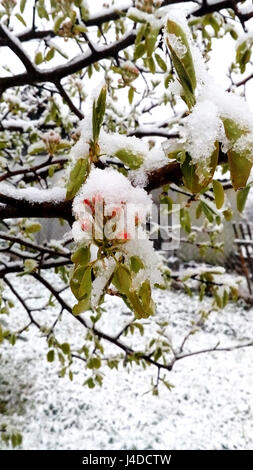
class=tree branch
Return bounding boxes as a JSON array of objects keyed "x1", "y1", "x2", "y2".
[
  {"x1": 0, "y1": 259, "x2": 71, "y2": 277},
  {"x1": 227, "y1": 72, "x2": 253, "y2": 91},
  {"x1": 3, "y1": 276, "x2": 41, "y2": 329},
  {"x1": 0, "y1": 146, "x2": 227, "y2": 221},
  {"x1": 0, "y1": 231, "x2": 70, "y2": 258},
  {"x1": 0, "y1": 31, "x2": 136, "y2": 94},
  {"x1": 0, "y1": 158, "x2": 67, "y2": 183},
  {"x1": 0, "y1": 23, "x2": 36, "y2": 75},
  {"x1": 0, "y1": 187, "x2": 73, "y2": 222},
  {"x1": 55, "y1": 82, "x2": 84, "y2": 119}
]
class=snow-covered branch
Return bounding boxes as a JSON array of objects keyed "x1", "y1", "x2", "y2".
[
  {"x1": 0, "y1": 22, "x2": 36, "y2": 75},
  {"x1": 0, "y1": 31, "x2": 136, "y2": 94}
]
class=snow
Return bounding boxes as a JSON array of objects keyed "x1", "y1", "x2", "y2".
[
  {"x1": 182, "y1": 101, "x2": 221, "y2": 163},
  {"x1": 0, "y1": 21, "x2": 35, "y2": 73},
  {"x1": 1, "y1": 118, "x2": 43, "y2": 132},
  {"x1": 162, "y1": 10, "x2": 253, "y2": 169},
  {"x1": 128, "y1": 7, "x2": 163, "y2": 29},
  {"x1": 199, "y1": 77, "x2": 253, "y2": 131},
  {"x1": 88, "y1": 1, "x2": 132, "y2": 20},
  {"x1": 236, "y1": 30, "x2": 253, "y2": 47},
  {"x1": 91, "y1": 257, "x2": 116, "y2": 308},
  {"x1": 166, "y1": 33, "x2": 187, "y2": 59},
  {"x1": 0, "y1": 183, "x2": 66, "y2": 203},
  {"x1": 233, "y1": 133, "x2": 253, "y2": 161},
  {"x1": 99, "y1": 129, "x2": 149, "y2": 159},
  {"x1": 1, "y1": 271, "x2": 253, "y2": 450},
  {"x1": 72, "y1": 167, "x2": 155, "y2": 254},
  {"x1": 72, "y1": 167, "x2": 152, "y2": 222},
  {"x1": 124, "y1": 236, "x2": 163, "y2": 286}
]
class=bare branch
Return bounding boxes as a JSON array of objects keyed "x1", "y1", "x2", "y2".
[
  {"x1": 0, "y1": 259, "x2": 71, "y2": 277},
  {"x1": 0, "y1": 231, "x2": 71, "y2": 258},
  {"x1": 3, "y1": 276, "x2": 41, "y2": 329},
  {"x1": 0, "y1": 23, "x2": 36, "y2": 75},
  {"x1": 55, "y1": 82, "x2": 84, "y2": 119},
  {"x1": 0, "y1": 158, "x2": 67, "y2": 183},
  {"x1": 227, "y1": 73, "x2": 253, "y2": 91}
]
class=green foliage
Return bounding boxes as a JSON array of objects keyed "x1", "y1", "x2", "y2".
[
  {"x1": 114, "y1": 149, "x2": 144, "y2": 169},
  {"x1": 181, "y1": 143, "x2": 219, "y2": 193},
  {"x1": 237, "y1": 186, "x2": 250, "y2": 213},
  {"x1": 66, "y1": 158, "x2": 90, "y2": 200},
  {"x1": 236, "y1": 39, "x2": 253, "y2": 73},
  {"x1": 92, "y1": 86, "x2": 107, "y2": 144},
  {"x1": 166, "y1": 19, "x2": 196, "y2": 108},
  {"x1": 0, "y1": 0, "x2": 252, "y2": 412},
  {"x1": 223, "y1": 119, "x2": 253, "y2": 190},
  {"x1": 212, "y1": 180, "x2": 225, "y2": 209}
]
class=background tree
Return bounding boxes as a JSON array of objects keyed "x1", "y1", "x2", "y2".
[{"x1": 0, "y1": 0, "x2": 253, "y2": 446}]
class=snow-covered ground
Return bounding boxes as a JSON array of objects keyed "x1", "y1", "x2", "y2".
[{"x1": 1, "y1": 272, "x2": 253, "y2": 450}]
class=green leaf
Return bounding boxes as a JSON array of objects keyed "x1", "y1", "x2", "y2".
[
  {"x1": 148, "y1": 57, "x2": 156, "y2": 74},
  {"x1": 112, "y1": 265, "x2": 132, "y2": 295},
  {"x1": 200, "y1": 201, "x2": 215, "y2": 223},
  {"x1": 223, "y1": 118, "x2": 252, "y2": 190},
  {"x1": 15, "y1": 13, "x2": 27, "y2": 27},
  {"x1": 61, "y1": 343, "x2": 70, "y2": 355},
  {"x1": 237, "y1": 186, "x2": 250, "y2": 213},
  {"x1": 223, "y1": 118, "x2": 244, "y2": 143},
  {"x1": 73, "y1": 297, "x2": 91, "y2": 315},
  {"x1": 92, "y1": 86, "x2": 107, "y2": 143},
  {"x1": 69, "y1": 370, "x2": 73, "y2": 381},
  {"x1": 28, "y1": 143, "x2": 46, "y2": 155},
  {"x1": 54, "y1": 15, "x2": 65, "y2": 32},
  {"x1": 78, "y1": 266, "x2": 92, "y2": 300},
  {"x1": 35, "y1": 51, "x2": 43, "y2": 65},
  {"x1": 70, "y1": 265, "x2": 86, "y2": 299},
  {"x1": 23, "y1": 259, "x2": 38, "y2": 273},
  {"x1": 134, "y1": 42, "x2": 146, "y2": 60},
  {"x1": 212, "y1": 180, "x2": 224, "y2": 209},
  {"x1": 155, "y1": 53, "x2": 167, "y2": 72},
  {"x1": 15, "y1": 433, "x2": 22, "y2": 446},
  {"x1": 139, "y1": 280, "x2": 155, "y2": 316},
  {"x1": 84, "y1": 377, "x2": 95, "y2": 388},
  {"x1": 87, "y1": 357, "x2": 101, "y2": 369},
  {"x1": 133, "y1": 322, "x2": 144, "y2": 336},
  {"x1": 166, "y1": 19, "x2": 196, "y2": 109},
  {"x1": 128, "y1": 11, "x2": 147, "y2": 23},
  {"x1": 70, "y1": 264, "x2": 92, "y2": 302},
  {"x1": 236, "y1": 40, "x2": 252, "y2": 73},
  {"x1": 48, "y1": 165, "x2": 55, "y2": 177},
  {"x1": 181, "y1": 143, "x2": 219, "y2": 193},
  {"x1": 47, "y1": 350, "x2": 55, "y2": 362},
  {"x1": 135, "y1": 24, "x2": 146, "y2": 45},
  {"x1": 128, "y1": 291, "x2": 147, "y2": 319},
  {"x1": 71, "y1": 246, "x2": 91, "y2": 266},
  {"x1": 20, "y1": 0, "x2": 27, "y2": 13},
  {"x1": 180, "y1": 207, "x2": 191, "y2": 233},
  {"x1": 130, "y1": 256, "x2": 144, "y2": 273},
  {"x1": 37, "y1": 4, "x2": 49, "y2": 20},
  {"x1": 145, "y1": 27, "x2": 159, "y2": 58},
  {"x1": 223, "y1": 208, "x2": 233, "y2": 221},
  {"x1": 66, "y1": 158, "x2": 90, "y2": 200},
  {"x1": 80, "y1": 4, "x2": 89, "y2": 21},
  {"x1": 184, "y1": 284, "x2": 193, "y2": 297},
  {"x1": 26, "y1": 223, "x2": 41, "y2": 233},
  {"x1": 45, "y1": 48, "x2": 55, "y2": 61},
  {"x1": 114, "y1": 149, "x2": 143, "y2": 169},
  {"x1": 128, "y1": 87, "x2": 134, "y2": 104}
]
